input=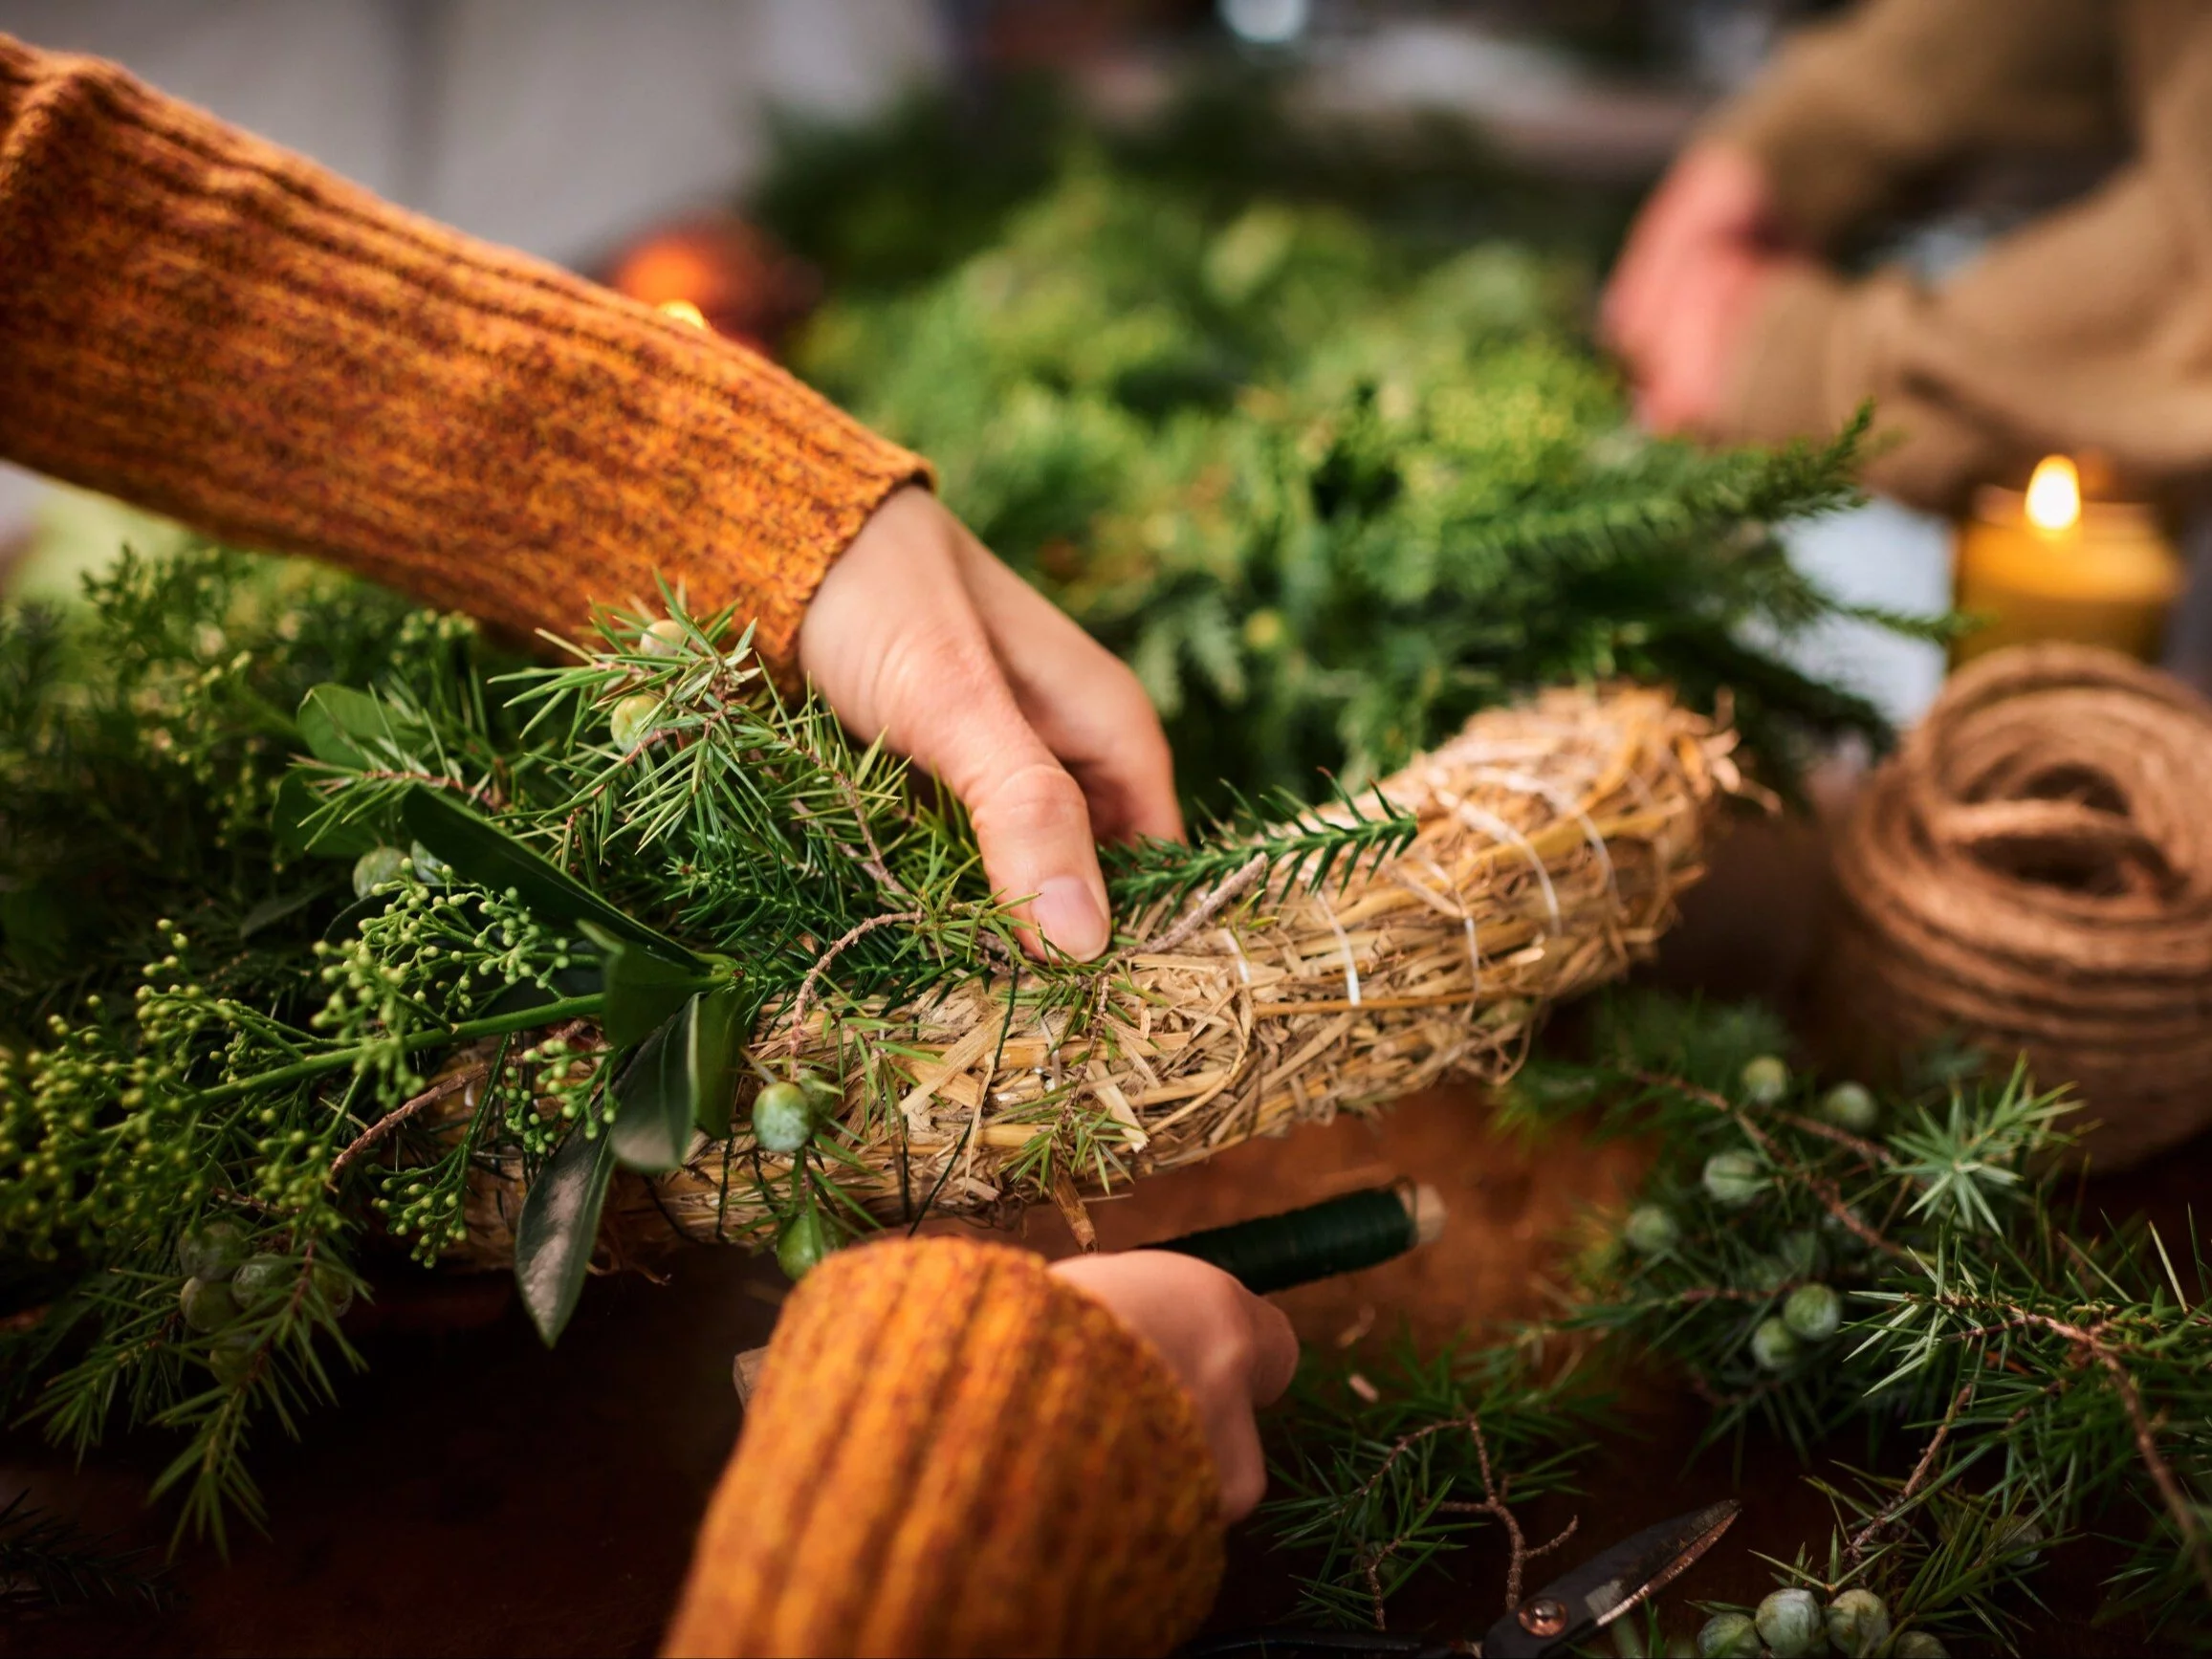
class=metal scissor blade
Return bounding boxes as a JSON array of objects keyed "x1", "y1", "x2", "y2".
[{"x1": 1479, "y1": 1500, "x2": 1739, "y2": 1658}]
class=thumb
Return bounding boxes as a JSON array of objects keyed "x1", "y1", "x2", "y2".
[{"x1": 884, "y1": 634, "x2": 1113, "y2": 962}]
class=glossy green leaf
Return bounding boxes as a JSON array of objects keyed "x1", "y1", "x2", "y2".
[
  {"x1": 514, "y1": 1121, "x2": 617, "y2": 1346},
  {"x1": 580, "y1": 922, "x2": 718, "y2": 1049},
  {"x1": 607, "y1": 985, "x2": 750, "y2": 1170},
  {"x1": 401, "y1": 789, "x2": 699, "y2": 969},
  {"x1": 689, "y1": 985, "x2": 746, "y2": 1138},
  {"x1": 610, "y1": 1005, "x2": 695, "y2": 1173},
  {"x1": 271, "y1": 771, "x2": 383, "y2": 859},
  {"x1": 296, "y1": 685, "x2": 395, "y2": 769}
]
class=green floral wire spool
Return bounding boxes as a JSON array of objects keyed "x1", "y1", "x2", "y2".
[{"x1": 1150, "y1": 1180, "x2": 1444, "y2": 1295}]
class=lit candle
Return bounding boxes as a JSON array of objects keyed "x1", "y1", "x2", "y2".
[{"x1": 1952, "y1": 455, "x2": 2184, "y2": 666}]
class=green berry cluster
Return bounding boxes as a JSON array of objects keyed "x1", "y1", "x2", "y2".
[{"x1": 1693, "y1": 1587, "x2": 1920, "y2": 1657}]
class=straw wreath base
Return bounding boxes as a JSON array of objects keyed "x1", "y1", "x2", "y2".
[{"x1": 442, "y1": 682, "x2": 1734, "y2": 1268}]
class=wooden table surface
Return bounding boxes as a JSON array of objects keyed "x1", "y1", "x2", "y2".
[{"x1": 8, "y1": 815, "x2": 2204, "y2": 1655}]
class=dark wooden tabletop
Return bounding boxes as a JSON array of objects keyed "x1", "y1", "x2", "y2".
[{"x1": 7, "y1": 814, "x2": 2201, "y2": 1655}]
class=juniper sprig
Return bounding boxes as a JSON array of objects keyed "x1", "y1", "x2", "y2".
[{"x1": 1513, "y1": 993, "x2": 2212, "y2": 1646}]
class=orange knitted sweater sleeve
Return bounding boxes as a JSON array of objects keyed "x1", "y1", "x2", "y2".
[
  {"x1": 0, "y1": 33, "x2": 926, "y2": 674},
  {"x1": 664, "y1": 1238, "x2": 1226, "y2": 1658}
]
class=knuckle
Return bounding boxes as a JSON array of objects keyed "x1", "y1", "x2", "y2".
[
  {"x1": 971, "y1": 759, "x2": 1089, "y2": 838},
  {"x1": 874, "y1": 622, "x2": 1000, "y2": 741}
]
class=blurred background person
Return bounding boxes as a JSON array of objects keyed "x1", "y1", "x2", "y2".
[{"x1": 1605, "y1": 0, "x2": 2211, "y2": 520}]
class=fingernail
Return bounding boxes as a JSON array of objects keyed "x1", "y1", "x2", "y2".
[{"x1": 1032, "y1": 876, "x2": 1108, "y2": 961}]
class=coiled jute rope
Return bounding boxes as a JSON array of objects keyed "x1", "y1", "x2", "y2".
[{"x1": 1830, "y1": 644, "x2": 2212, "y2": 1168}]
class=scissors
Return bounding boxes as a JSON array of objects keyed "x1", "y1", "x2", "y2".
[{"x1": 1182, "y1": 1498, "x2": 1739, "y2": 1658}]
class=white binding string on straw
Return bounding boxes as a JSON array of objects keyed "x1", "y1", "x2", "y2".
[
  {"x1": 1321, "y1": 902, "x2": 1363, "y2": 1007},
  {"x1": 1467, "y1": 766, "x2": 1615, "y2": 897},
  {"x1": 1435, "y1": 788, "x2": 1562, "y2": 928},
  {"x1": 1416, "y1": 850, "x2": 1482, "y2": 1013}
]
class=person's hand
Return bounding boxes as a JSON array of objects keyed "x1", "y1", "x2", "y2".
[
  {"x1": 1049, "y1": 1250, "x2": 1299, "y2": 1522},
  {"x1": 799, "y1": 487, "x2": 1183, "y2": 961},
  {"x1": 1602, "y1": 142, "x2": 1803, "y2": 434}
]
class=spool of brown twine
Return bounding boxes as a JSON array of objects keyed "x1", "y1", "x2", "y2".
[{"x1": 1830, "y1": 644, "x2": 2212, "y2": 1168}]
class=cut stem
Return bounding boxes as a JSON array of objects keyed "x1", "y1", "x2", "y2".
[{"x1": 191, "y1": 993, "x2": 606, "y2": 1108}]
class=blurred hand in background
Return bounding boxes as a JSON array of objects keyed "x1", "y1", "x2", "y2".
[{"x1": 1602, "y1": 142, "x2": 1807, "y2": 436}]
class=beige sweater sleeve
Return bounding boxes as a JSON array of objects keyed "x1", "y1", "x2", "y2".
[
  {"x1": 1708, "y1": 0, "x2": 2121, "y2": 249},
  {"x1": 1708, "y1": 2, "x2": 2212, "y2": 512}
]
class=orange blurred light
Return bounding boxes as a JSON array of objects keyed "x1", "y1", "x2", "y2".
[{"x1": 2025, "y1": 454, "x2": 2082, "y2": 534}]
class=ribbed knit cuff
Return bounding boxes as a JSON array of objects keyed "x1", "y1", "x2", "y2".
[{"x1": 665, "y1": 1238, "x2": 1223, "y2": 1658}]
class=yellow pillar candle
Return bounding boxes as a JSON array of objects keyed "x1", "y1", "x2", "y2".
[{"x1": 1952, "y1": 455, "x2": 2184, "y2": 666}]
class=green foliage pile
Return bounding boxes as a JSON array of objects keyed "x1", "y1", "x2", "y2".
[
  {"x1": 0, "y1": 555, "x2": 1019, "y2": 1539},
  {"x1": 1263, "y1": 995, "x2": 2212, "y2": 1650},
  {"x1": 751, "y1": 73, "x2": 1640, "y2": 299},
  {"x1": 796, "y1": 163, "x2": 1920, "y2": 808},
  {"x1": 0, "y1": 550, "x2": 1421, "y2": 1542}
]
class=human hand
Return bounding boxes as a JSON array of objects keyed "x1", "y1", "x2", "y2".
[
  {"x1": 798, "y1": 486, "x2": 1182, "y2": 962},
  {"x1": 1602, "y1": 142, "x2": 1802, "y2": 434},
  {"x1": 1049, "y1": 1250, "x2": 1299, "y2": 1522}
]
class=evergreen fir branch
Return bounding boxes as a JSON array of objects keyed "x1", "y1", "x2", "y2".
[
  {"x1": 1519, "y1": 991, "x2": 2212, "y2": 1640},
  {"x1": 1105, "y1": 782, "x2": 1419, "y2": 920},
  {"x1": 795, "y1": 165, "x2": 1926, "y2": 810}
]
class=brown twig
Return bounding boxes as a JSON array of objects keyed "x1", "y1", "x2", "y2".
[
  {"x1": 785, "y1": 911, "x2": 925, "y2": 1046},
  {"x1": 1146, "y1": 853, "x2": 1270, "y2": 953},
  {"x1": 1847, "y1": 1384, "x2": 1974, "y2": 1562},
  {"x1": 790, "y1": 788, "x2": 910, "y2": 902},
  {"x1": 1771, "y1": 1107, "x2": 1893, "y2": 1167},
  {"x1": 329, "y1": 1064, "x2": 486, "y2": 1184},
  {"x1": 1345, "y1": 1412, "x2": 1575, "y2": 1628},
  {"x1": 1638, "y1": 1073, "x2": 1904, "y2": 1259},
  {"x1": 1675, "y1": 1284, "x2": 1800, "y2": 1306},
  {"x1": 351, "y1": 769, "x2": 503, "y2": 810},
  {"x1": 1922, "y1": 1291, "x2": 2212, "y2": 1600}
]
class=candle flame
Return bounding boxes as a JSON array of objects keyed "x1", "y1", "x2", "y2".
[
  {"x1": 2025, "y1": 454, "x2": 2082, "y2": 533},
  {"x1": 657, "y1": 298, "x2": 709, "y2": 330}
]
